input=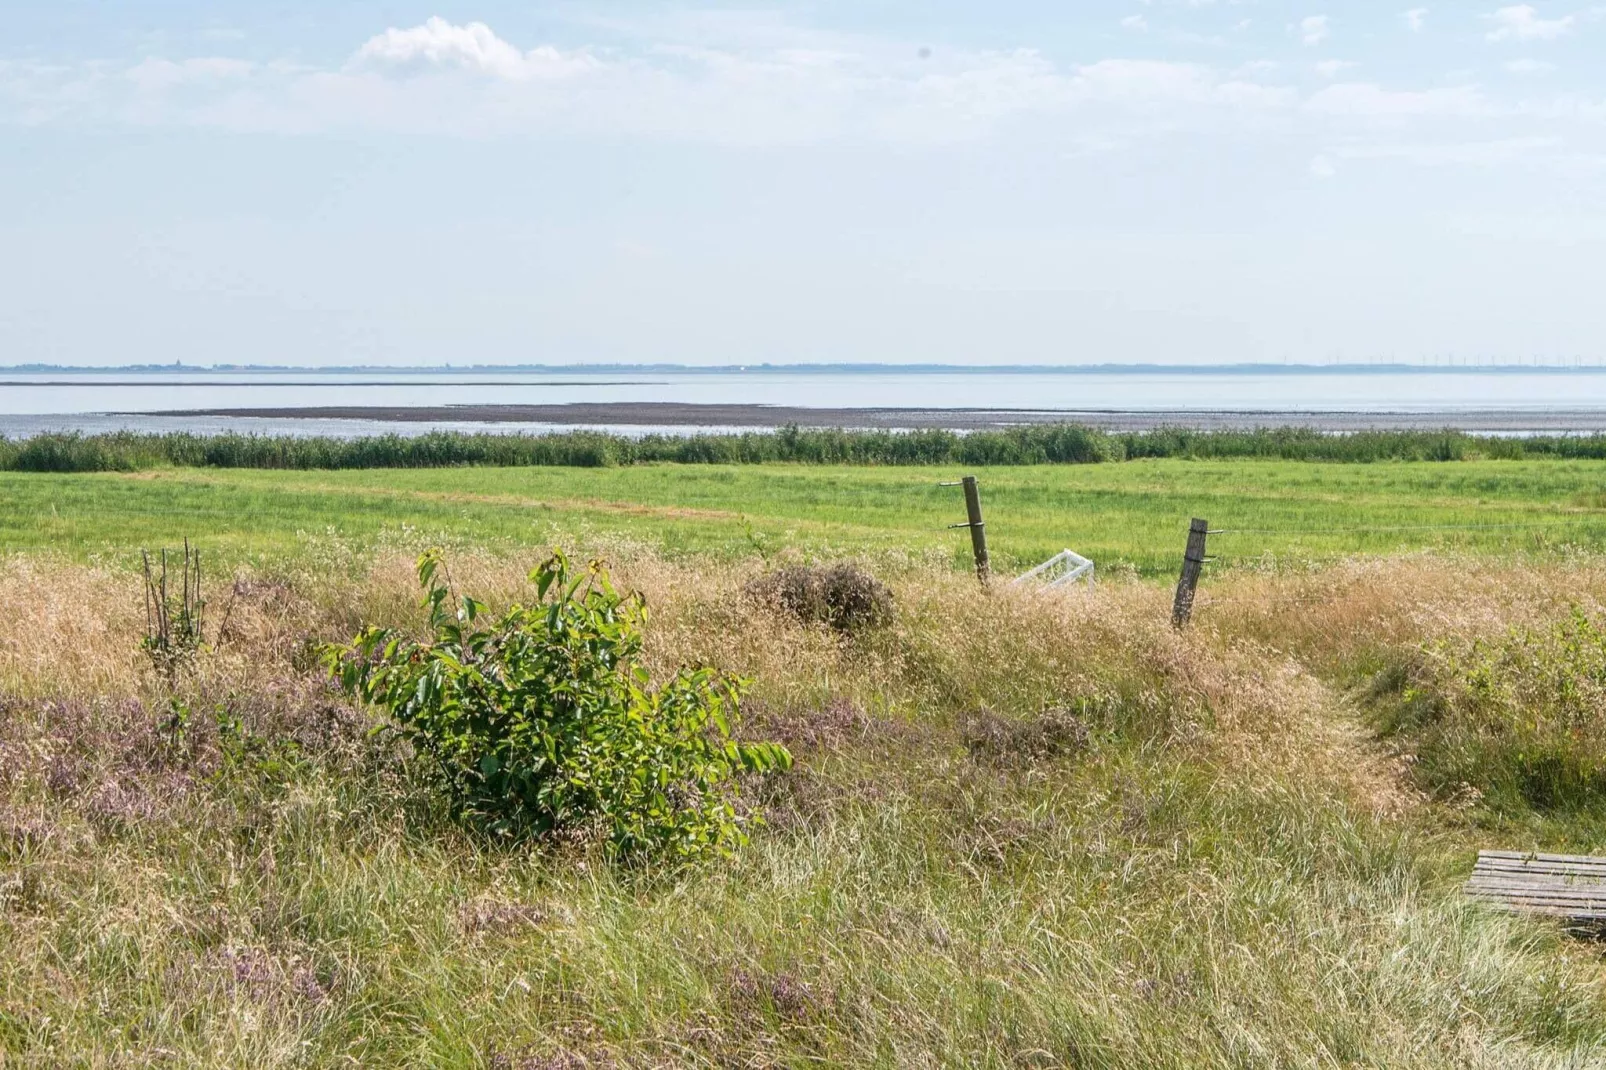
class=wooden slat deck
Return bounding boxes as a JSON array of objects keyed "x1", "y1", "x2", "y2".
[{"x1": 1464, "y1": 850, "x2": 1606, "y2": 922}]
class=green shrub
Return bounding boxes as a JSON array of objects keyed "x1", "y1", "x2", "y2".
[
  {"x1": 1371, "y1": 608, "x2": 1606, "y2": 813},
  {"x1": 328, "y1": 549, "x2": 791, "y2": 859}
]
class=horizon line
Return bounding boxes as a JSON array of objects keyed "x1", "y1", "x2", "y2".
[{"x1": 6, "y1": 361, "x2": 1606, "y2": 375}]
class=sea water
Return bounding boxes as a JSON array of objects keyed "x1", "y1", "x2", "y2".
[{"x1": 5, "y1": 368, "x2": 1606, "y2": 437}]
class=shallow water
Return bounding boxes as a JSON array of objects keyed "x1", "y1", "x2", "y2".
[{"x1": 5, "y1": 369, "x2": 1606, "y2": 438}]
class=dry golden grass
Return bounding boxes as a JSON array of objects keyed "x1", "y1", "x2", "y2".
[
  {"x1": 3, "y1": 547, "x2": 1593, "y2": 825},
  {"x1": 1196, "y1": 554, "x2": 1606, "y2": 670},
  {"x1": 2, "y1": 546, "x2": 1605, "y2": 1067},
  {"x1": 0, "y1": 555, "x2": 146, "y2": 699}
]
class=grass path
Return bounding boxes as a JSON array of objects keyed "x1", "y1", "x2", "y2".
[{"x1": 1306, "y1": 676, "x2": 1422, "y2": 820}]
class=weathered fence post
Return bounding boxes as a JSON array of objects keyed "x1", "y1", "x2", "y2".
[
  {"x1": 942, "y1": 476, "x2": 991, "y2": 584},
  {"x1": 1172, "y1": 517, "x2": 1209, "y2": 628},
  {"x1": 961, "y1": 477, "x2": 990, "y2": 583}
]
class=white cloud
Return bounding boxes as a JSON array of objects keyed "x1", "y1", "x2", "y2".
[
  {"x1": 1064, "y1": 59, "x2": 1292, "y2": 109},
  {"x1": 351, "y1": 17, "x2": 599, "y2": 79},
  {"x1": 1300, "y1": 15, "x2": 1331, "y2": 46},
  {"x1": 1121, "y1": 15, "x2": 1149, "y2": 31},
  {"x1": 1306, "y1": 82, "x2": 1485, "y2": 117},
  {"x1": 0, "y1": 40, "x2": 1308, "y2": 148},
  {"x1": 1402, "y1": 8, "x2": 1429, "y2": 31},
  {"x1": 126, "y1": 57, "x2": 255, "y2": 91},
  {"x1": 1310, "y1": 154, "x2": 1337, "y2": 177},
  {"x1": 9, "y1": 12, "x2": 1601, "y2": 165},
  {"x1": 1326, "y1": 135, "x2": 1564, "y2": 166},
  {"x1": 1484, "y1": 5, "x2": 1574, "y2": 42},
  {"x1": 1504, "y1": 57, "x2": 1557, "y2": 73}
]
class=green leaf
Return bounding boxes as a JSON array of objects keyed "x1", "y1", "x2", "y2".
[{"x1": 417, "y1": 549, "x2": 442, "y2": 589}]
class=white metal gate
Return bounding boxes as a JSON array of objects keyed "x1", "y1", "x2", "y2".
[{"x1": 1014, "y1": 549, "x2": 1095, "y2": 590}]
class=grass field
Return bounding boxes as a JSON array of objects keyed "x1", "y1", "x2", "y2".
[
  {"x1": 3, "y1": 459, "x2": 1606, "y2": 1066},
  {"x1": 4, "y1": 458, "x2": 1606, "y2": 574}
]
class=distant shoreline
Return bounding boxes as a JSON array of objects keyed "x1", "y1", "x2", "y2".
[
  {"x1": 137, "y1": 402, "x2": 1606, "y2": 433},
  {"x1": 0, "y1": 380, "x2": 657, "y2": 388},
  {"x1": 14, "y1": 363, "x2": 1606, "y2": 377}
]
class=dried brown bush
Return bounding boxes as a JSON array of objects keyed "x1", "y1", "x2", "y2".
[
  {"x1": 962, "y1": 705, "x2": 1090, "y2": 766},
  {"x1": 745, "y1": 563, "x2": 894, "y2": 634}
]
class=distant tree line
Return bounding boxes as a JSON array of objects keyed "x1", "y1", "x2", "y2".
[{"x1": 3, "y1": 426, "x2": 1605, "y2": 473}]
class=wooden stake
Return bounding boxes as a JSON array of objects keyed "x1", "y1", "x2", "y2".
[
  {"x1": 1172, "y1": 517, "x2": 1208, "y2": 628},
  {"x1": 962, "y1": 476, "x2": 990, "y2": 583},
  {"x1": 159, "y1": 549, "x2": 170, "y2": 647}
]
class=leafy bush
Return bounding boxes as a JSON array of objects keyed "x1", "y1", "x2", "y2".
[
  {"x1": 1371, "y1": 607, "x2": 1606, "y2": 813},
  {"x1": 328, "y1": 550, "x2": 791, "y2": 859},
  {"x1": 746, "y1": 564, "x2": 894, "y2": 634}
]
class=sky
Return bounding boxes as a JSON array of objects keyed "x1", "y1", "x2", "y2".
[{"x1": 2, "y1": 2, "x2": 1604, "y2": 367}]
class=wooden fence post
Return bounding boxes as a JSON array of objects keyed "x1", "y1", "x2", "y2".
[
  {"x1": 961, "y1": 476, "x2": 990, "y2": 583},
  {"x1": 940, "y1": 476, "x2": 992, "y2": 584},
  {"x1": 1172, "y1": 518, "x2": 1208, "y2": 628}
]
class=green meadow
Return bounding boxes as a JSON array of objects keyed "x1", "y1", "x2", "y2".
[{"x1": 4, "y1": 458, "x2": 1606, "y2": 572}]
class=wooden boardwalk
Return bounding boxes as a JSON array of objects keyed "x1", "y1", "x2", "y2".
[{"x1": 1464, "y1": 850, "x2": 1606, "y2": 922}]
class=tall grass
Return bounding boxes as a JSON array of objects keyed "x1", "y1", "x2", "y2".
[
  {"x1": 6, "y1": 425, "x2": 1606, "y2": 473},
  {"x1": 1369, "y1": 608, "x2": 1606, "y2": 816},
  {"x1": 1, "y1": 547, "x2": 1605, "y2": 1065}
]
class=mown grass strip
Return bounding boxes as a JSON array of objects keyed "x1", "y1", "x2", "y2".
[{"x1": 6, "y1": 459, "x2": 1606, "y2": 572}]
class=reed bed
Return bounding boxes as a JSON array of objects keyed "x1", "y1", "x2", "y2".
[{"x1": 9, "y1": 425, "x2": 1606, "y2": 474}]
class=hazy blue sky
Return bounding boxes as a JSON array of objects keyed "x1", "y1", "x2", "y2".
[{"x1": 3, "y1": 2, "x2": 1603, "y2": 366}]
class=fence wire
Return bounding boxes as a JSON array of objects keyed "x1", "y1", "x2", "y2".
[
  {"x1": 1147, "y1": 515, "x2": 1606, "y2": 618},
  {"x1": 1206, "y1": 517, "x2": 1606, "y2": 536}
]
